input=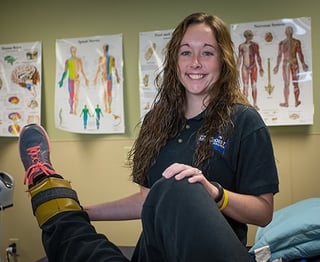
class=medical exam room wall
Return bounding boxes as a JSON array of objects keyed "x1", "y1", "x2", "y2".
[{"x1": 0, "y1": 0, "x2": 320, "y2": 261}]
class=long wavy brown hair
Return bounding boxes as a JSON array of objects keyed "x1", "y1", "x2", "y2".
[{"x1": 130, "y1": 12, "x2": 249, "y2": 184}]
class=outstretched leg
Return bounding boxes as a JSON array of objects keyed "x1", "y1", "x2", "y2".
[{"x1": 19, "y1": 124, "x2": 129, "y2": 262}]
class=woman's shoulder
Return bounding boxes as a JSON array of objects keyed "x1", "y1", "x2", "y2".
[
  {"x1": 231, "y1": 104, "x2": 266, "y2": 129},
  {"x1": 232, "y1": 104, "x2": 261, "y2": 117}
]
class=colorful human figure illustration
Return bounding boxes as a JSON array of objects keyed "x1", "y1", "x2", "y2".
[
  {"x1": 94, "y1": 104, "x2": 103, "y2": 129},
  {"x1": 94, "y1": 44, "x2": 120, "y2": 113},
  {"x1": 58, "y1": 46, "x2": 89, "y2": 114},
  {"x1": 273, "y1": 26, "x2": 309, "y2": 107},
  {"x1": 80, "y1": 104, "x2": 91, "y2": 129},
  {"x1": 237, "y1": 30, "x2": 264, "y2": 110}
]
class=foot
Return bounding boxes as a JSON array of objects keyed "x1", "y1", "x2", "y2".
[
  {"x1": 19, "y1": 124, "x2": 56, "y2": 187},
  {"x1": 279, "y1": 102, "x2": 289, "y2": 107},
  {"x1": 295, "y1": 100, "x2": 301, "y2": 107}
]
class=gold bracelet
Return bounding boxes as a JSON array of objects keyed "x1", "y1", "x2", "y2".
[{"x1": 219, "y1": 189, "x2": 229, "y2": 211}]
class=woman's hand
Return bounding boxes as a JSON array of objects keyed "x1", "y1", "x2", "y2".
[
  {"x1": 162, "y1": 163, "x2": 220, "y2": 198},
  {"x1": 162, "y1": 163, "x2": 205, "y2": 183}
]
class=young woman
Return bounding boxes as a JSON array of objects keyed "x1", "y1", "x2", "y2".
[
  {"x1": 19, "y1": 12, "x2": 278, "y2": 261},
  {"x1": 88, "y1": 11, "x2": 279, "y2": 245}
]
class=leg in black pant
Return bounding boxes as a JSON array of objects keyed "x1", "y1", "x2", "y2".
[
  {"x1": 20, "y1": 124, "x2": 253, "y2": 262},
  {"x1": 36, "y1": 176, "x2": 253, "y2": 262},
  {"x1": 42, "y1": 211, "x2": 129, "y2": 262},
  {"x1": 133, "y1": 177, "x2": 254, "y2": 262},
  {"x1": 32, "y1": 177, "x2": 130, "y2": 262},
  {"x1": 19, "y1": 124, "x2": 130, "y2": 262}
]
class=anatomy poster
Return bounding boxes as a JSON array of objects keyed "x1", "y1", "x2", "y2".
[
  {"x1": 231, "y1": 17, "x2": 313, "y2": 126},
  {"x1": 0, "y1": 41, "x2": 42, "y2": 137},
  {"x1": 55, "y1": 34, "x2": 124, "y2": 134},
  {"x1": 139, "y1": 29, "x2": 173, "y2": 119}
]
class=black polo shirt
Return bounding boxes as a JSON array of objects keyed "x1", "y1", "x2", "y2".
[{"x1": 142, "y1": 104, "x2": 279, "y2": 244}]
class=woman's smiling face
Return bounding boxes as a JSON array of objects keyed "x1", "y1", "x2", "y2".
[{"x1": 177, "y1": 23, "x2": 221, "y2": 99}]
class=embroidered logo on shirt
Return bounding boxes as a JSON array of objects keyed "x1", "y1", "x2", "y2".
[
  {"x1": 199, "y1": 134, "x2": 228, "y2": 155},
  {"x1": 211, "y1": 135, "x2": 227, "y2": 155}
]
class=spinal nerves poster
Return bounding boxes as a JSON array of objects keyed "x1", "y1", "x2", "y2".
[{"x1": 55, "y1": 34, "x2": 124, "y2": 134}]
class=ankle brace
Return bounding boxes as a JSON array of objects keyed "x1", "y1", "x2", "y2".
[{"x1": 29, "y1": 177, "x2": 81, "y2": 227}]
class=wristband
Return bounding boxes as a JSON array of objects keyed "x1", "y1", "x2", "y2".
[
  {"x1": 210, "y1": 182, "x2": 224, "y2": 203},
  {"x1": 219, "y1": 189, "x2": 229, "y2": 211}
]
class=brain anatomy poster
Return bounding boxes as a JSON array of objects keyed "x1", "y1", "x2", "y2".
[{"x1": 0, "y1": 41, "x2": 42, "y2": 137}]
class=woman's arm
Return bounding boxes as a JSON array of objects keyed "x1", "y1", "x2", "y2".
[
  {"x1": 163, "y1": 163, "x2": 274, "y2": 227},
  {"x1": 221, "y1": 191, "x2": 273, "y2": 227},
  {"x1": 84, "y1": 186, "x2": 150, "y2": 221},
  {"x1": 200, "y1": 177, "x2": 273, "y2": 226}
]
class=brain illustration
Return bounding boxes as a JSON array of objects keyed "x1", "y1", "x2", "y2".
[{"x1": 11, "y1": 64, "x2": 40, "y2": 87}]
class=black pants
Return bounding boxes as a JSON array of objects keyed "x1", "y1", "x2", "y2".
[{"x1": 41, "y1": 177, "x2": 254, "y2": 261}]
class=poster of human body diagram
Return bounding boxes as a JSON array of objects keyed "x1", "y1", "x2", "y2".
[
  {"x1": 231, "y1": 17, "x2": 313, "y2": 126},
  {"x1": 139, "y1": 29, "x2": 173, "y2": 119},
  {"x1": 55, "y1": 34, "x2": 124, "y2": 134},
  {"x1": 0, "y1": 41, "x2": 42, "y2": 137}
]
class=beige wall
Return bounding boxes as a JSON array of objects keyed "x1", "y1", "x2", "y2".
[{"x1": 1, "y1": 0, "x2": 320, "y2": 261}]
